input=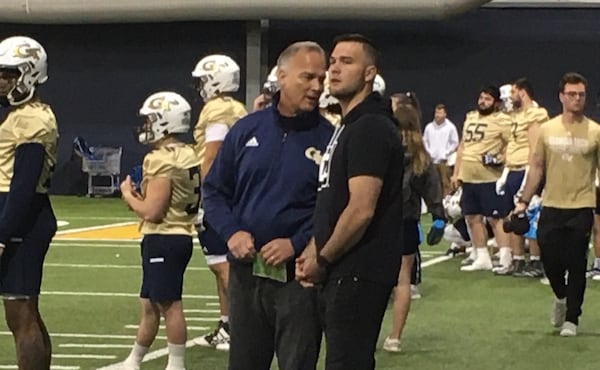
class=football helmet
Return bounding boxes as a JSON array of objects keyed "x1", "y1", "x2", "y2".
[
  {"x1": 319, "y1": 72, "x2": 340, "y2": 108},
  {"x1": 262, "y1": 66, "x2": 279, "y2": 98},
  {"x1": 137, "y1": 91, "x2": 191, "y2": 145},
  {"x1": 0, "y1": 36, "x2": 48, "y2": 106},
  {"x1": 443, "y1": 187, "x2": 463, "y2": 220},
  {"x1": 373, "y1": 74, "x2": 386, "y2": 96},
  {"x1": 192, "y1": 54, "x2": 240, "y2": 102},
  {"x1": 500, "y1": 83, "x2": 513, "y2": 112}
]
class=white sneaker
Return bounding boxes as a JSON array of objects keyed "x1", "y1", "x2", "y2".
[
  {"x1": 460, "y1": 258, "x2": 493, "y2": 271},
  {"x1": 460, "y1": 257, "x2": 474, "y2": 266},
  {"x1": 194, "y1": 321, "x2": 230, "y2": 350},
  {"x1": 410, "y1": 285, "x2": 421, "y2": 300},
  {"x1": 383, "y1": 337, "x2": 401, "y2": 352},
  {"x1": 560, "y1": 321, "x2": 577, "y2": 337},
  {"x1": 551, "y1": 299, "x2": 567, "y2": 328},
  {"x1": 215, "y1": 337, "x2": 230, "y2": 351}
]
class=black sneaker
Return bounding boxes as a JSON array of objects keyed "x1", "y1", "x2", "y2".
[
  {"x1": 512, "y1": 260, "x2": 529, "y2": 277},
  {"x1": 525, "y1": 260, "x2": 544, "y2": 278},
  {"x1": 194, "y1": 320, "x2": 228, "y2": 348}
]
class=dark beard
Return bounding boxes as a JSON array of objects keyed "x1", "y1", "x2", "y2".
[
  {"x1": 477, "y1": 105, "x2": 495, "y2": 116},
  {"x1": 512, "y1": 99, "x2": 522, "y2": 109}
]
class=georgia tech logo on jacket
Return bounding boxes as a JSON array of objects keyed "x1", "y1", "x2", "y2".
[{"x1": 305, "y1": 147, "x2": 323, "y2": 165}]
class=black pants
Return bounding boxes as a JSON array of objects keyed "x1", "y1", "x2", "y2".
[
  {"x1": 319, "y1": 276, "x2": 393, "y2": 370},
  {"x1": 228, "y1": 263, "x2": 321, "y2": 370},
  {"x1": 537, "y1": 207, "x2": 593, "y2": 325}
]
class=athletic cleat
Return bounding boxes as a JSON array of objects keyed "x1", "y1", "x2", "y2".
[
  {"x1": 586, "y1": 267, "x2": 600, "y2": 280},
  {"x1": 524, "y1": 260, "x2": 544, "y2": 278},
  {"x1": 493, "y1": 263, "x2": 514, "y2": 276},
  {"x1": 511, "y1": 260, "x2": 529, "y2": 277},
  {"x1": 461, "y1": 258, "x2": 493, "y2": 271},
  {"x1": 194, "y1": 320, "x2": 230, "y2": 350},
  {"x1": 383, "y1": 337, "x2": 401, "y2": 352},
  {"x1": 551, "y1": 300, "x2": 567, "y2": 328},
  {"x1": 560, "y1": 321, "x2": 577, "y2": 337},
  {"x1": 460, "y1": 257, "x2": 474, "y2": 266}
]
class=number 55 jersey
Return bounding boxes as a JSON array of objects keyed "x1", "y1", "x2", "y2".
[
  {"x1": 459, "y1": 110, "x2": 511, "y2": 183},
  {"x1": 140, "y1": 144, "x2": 201, "y2": 235}
]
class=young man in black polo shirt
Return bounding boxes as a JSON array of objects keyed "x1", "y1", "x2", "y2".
[{"x1": 296, "y1": 34, "x2": 404, "y2": 370}]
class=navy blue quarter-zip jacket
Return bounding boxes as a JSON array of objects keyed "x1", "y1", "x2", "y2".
[{"x1": 203, "y1": 93, "x2": 334, "y2": 262}]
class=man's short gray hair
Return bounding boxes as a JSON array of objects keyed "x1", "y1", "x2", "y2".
[{"x1": 277, "y1": 41, "x2": 326, "y2": 69}]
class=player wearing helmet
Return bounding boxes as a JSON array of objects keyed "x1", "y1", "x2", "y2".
[
  {"x1": 495, "y1": 78, "x2": 549, "y2": 277},
  {"x1": 0, "y1": 35, "x2": 57, "y2": 370},
  {"x1": 119, "y1": 91, "x2": 200, "y2": 370},
  {"x1": 191, "y1": 54, "x2": 247, "y2": 352}
]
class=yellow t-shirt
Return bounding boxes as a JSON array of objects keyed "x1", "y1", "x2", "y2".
[
  {"x1": 458, "y1": 110, "x2": 511, "y2": 183},
  {"x1": 140, "y1": 144, "x2": 202, "y2": 235},
  {"x1": 506, "y1": 106, "x2": 549, "y2": 168},
  {"x1": 536, "y1": 115, "x2": 600, "y2": 209},
  {"x1": 193, "y1": 96, "x2": 247, "y2": 164},
  {"x1": 0, "y1": 101, "x2": 58, "y2": 193}
]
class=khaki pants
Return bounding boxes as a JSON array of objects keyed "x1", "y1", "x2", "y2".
[{"x1": 435, "y1": 161, "x2": 452, "y2": 196}]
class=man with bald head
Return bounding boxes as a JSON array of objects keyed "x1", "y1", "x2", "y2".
[{"x1": 203, "y1": 41, "x2": 333, "y2": 370}]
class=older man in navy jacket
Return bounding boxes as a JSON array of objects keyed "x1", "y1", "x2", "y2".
[{"x1": 203, "y1": 41, "x2": 333, "y2": 370}]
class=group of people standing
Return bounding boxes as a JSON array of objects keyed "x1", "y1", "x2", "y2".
[{"x1": 1, "y1": 29, "x2": 596, "y2": 370}]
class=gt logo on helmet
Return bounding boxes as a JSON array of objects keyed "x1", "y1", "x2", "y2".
[
  {"x1": 14, "y1": 44, "x2": 41, "y2": 61},
  {"x1": 148, "y1": 96, "x2": 179, "y2": 112},
  {"x1": 202, "y1": 60, "x2": 228, "y2": 72}
]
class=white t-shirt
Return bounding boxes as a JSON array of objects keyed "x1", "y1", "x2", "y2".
[{"x1": 423, "y1": 119, "x2": 459, "y2": 164}]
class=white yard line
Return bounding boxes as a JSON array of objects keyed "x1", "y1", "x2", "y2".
[
  {"x1": 59, "y1": 344, "x2": 133, "y2": 349},
  {"x1": 183, "y1": 309, "x2": 221, "y2": 313},
  {"x1": 51, "y1": 243, "x2": 140, "y2": 248},
  {"x1": 421, "y1": 255, "x2": 453, "y2": 268},
  {"x1": 51, "y1": 239, "x2": 200, "y2": 244},
  {"x1": 53, "y1": 238, "x2": 143, "y2": 242},
  {"x1": 124, "y1": 325, "x2": 209, "y2": 331},
  {"x1": 55, "y1": 222, "x2": 137, "y2": 235},
  {"x1": 0, "y1": 331, "x2": 166, "y2": 340},
  {"x1": 53, "y1": 354, "x2": 116, "y2": 359},
  {"x1": 0, "y1": 366, "x2": 80, "y2": 370},
  {"x1": 44, "y1": 263, "x2": 209, "y2": 271},
  {"x1": 41, "y1": 291, "x2": 218, "y2": 299},
  {"x1": 180, "y1": 318, "x2": 220, "y2": 322}
]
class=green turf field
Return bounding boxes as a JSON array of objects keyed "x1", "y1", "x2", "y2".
[{"x1": 0, "y1": 196, "x2": 599, "y2": 370}]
